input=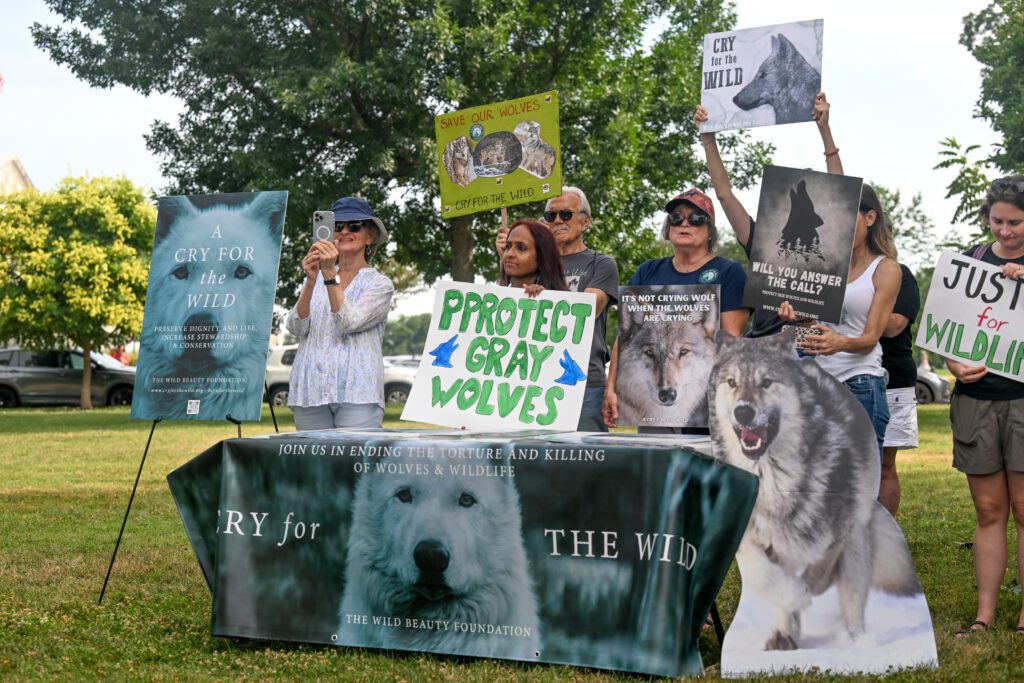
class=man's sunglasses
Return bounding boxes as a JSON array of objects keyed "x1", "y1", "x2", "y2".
[
  {"x1": 335, "y1": 221, "x2": 365, "y2": 233},
  {"x1": 667, "y1": 212, "x2": 708, "y2": 227},
  {"x1": 543, "y1": 209, "x2": 582, "y2": 223}
]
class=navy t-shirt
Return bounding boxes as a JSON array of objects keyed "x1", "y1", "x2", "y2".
[{"x1": 627, "y1": 256, "x2": 747, "y2": 311}]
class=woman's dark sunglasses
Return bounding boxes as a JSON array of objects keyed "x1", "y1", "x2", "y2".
[
  {"x1": 543, "y1": 209, "x2": 578, "y2": 223},
  {"x1": 667, "y1": 211, "x2": 708, "y2": 227},
  {"x1": 335, "y1": 221, "x2": 365, "y2": 233}
]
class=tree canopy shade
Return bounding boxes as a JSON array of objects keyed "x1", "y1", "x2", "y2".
[
  {"x1": 32, "y1": 0, "x2": 772, "y2": 305},
  {"x1": 0, "y1": 176, "x2": 156, "y2": 408},
  {"x1": 961, "y1": 0, "x2": 1024, "y2": 173}
]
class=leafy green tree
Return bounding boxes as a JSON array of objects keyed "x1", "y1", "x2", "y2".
[
  {"x1": 934, "y1": 137, "x2": 997, "y2": 246},
  {"x1": 0, "y1": 177, "x2": 155, "y2": 408},
  {"x1": 872, "y1": 183, "x2": 940, "y2": 268},
  {"x1": 383, "y1": 313, "x2": 432, "y2": 357},
  {"x1": 33, "y1": 0, "x2": 771, "y2": 304},
  {"x1": 935, "y1": 4, "x2": 1023, "y2": 235},
  {"x1": 961, "y1": 1, "x2": 1024, "y2": 172}
]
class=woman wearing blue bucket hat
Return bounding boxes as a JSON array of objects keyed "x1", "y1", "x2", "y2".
[{"x1": 285, "y1": 196, "x2": 394, "y2": 430}]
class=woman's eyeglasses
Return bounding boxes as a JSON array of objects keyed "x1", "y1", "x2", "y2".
[
  {"x1": 543, "y1": 209, "x2": 579, "y2": 223},
  {"x1": 667, "y1": 212, "x2": 708, "y2": 227},
  {"x1": 335, "y1": 221, "x2": 365, "y2": 233}
]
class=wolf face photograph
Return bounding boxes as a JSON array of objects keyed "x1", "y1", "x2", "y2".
[
  {"x1": 615, "y1": 286, "x2": 718, "y2": 428},
  {"x1": 707, "y1": 333, "x2": 936, "y2": 675},
  {"x1": 337, "y1": 455, "x2": 540, "y2": 660},
  {"x1": 131, "y1": 191, "x2": 287, "y2": 421},
  {"x1": 699, "y1": 19, "x2": 824, "y2": 133}
]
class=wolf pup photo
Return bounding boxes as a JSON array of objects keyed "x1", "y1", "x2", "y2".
[
  {"x1": 699, "y1": 19, "x2": 824, "y2": 133},
  {"x1": 131, "y1": 191, "x2": 287, "y2": 421},
  {"x1": 615, "y1": 285, "x2": 719, "y2": 428},
  {"x1": 708, "y1": 333, "x2": 937, "y2": 675},
  {"x1": 337, "y1": 450, "x2": 541, "y2": 660}
]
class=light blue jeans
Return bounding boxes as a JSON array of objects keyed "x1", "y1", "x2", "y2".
[
  {"x1": 844, "y1": 374, "x2": 889, "y2": 464},
  {"x1": 291, "y1": 403, "x2": 383, "y2": 431}
]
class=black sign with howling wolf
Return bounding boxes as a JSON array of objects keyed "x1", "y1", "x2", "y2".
[{"x1": 741, "y1": 165, "x2": 862, "y2": 323}]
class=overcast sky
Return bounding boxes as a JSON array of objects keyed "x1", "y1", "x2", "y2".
[{"x1": 0, "y1": 1, "x2": 1000, "y2": 317}]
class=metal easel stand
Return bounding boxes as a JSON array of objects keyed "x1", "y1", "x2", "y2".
[{"x1": 98, "y1": 418, "x2": 161, "y2": 605}]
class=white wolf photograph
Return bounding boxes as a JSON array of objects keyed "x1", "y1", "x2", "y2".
[
  {"x1": 131, "y1": 191, "x2": 287, "y2": 421},
  {"x1": 707, "y1": 333, "x2": 937, "y2": 676},
  {"x1": 614, "y1": 285, "x2": 719, "y2": 428},
  {"x1": 337, "y1": 450, "x2": 541, "y2": 660},
  {"x1": 699, "y1": 19, "x2": 823, "y2": 134}
]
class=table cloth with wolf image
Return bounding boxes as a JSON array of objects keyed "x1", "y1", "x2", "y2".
[{"x1": 167, "y1": 430, "x2": 758, "y2": 677}]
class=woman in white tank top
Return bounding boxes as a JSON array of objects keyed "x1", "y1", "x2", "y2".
[{"x1": 779, "y1": 184, "x2": 902, "y2": 463}]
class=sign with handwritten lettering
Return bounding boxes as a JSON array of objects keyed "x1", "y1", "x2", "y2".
[
  {"x1": 401, "y1": 282, "x2": 595, "y2": 431},
  {"x1": 436, "y1": 92, "x2": 561, "y2": 218},
  {"x1": 917, "y1": 251, "x2": 1024, "y2": 381}
]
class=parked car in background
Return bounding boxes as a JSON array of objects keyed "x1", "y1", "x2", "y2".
[
  {"x1": 916, "y1": 365, "x2": 951, "y2": 404},
  {"x1": 0, "y1": 347, "x2": 135, "y2": 407},
  {"x1": 265, "y1": 345, "x2": 417, "y2": 408}
]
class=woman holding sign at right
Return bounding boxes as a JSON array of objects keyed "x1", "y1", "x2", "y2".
[{"x1": 947, "y1": 176, "x2": 1024, "y2": 638}]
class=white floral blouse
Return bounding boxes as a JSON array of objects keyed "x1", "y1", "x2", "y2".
[{"x1": 285, "y1": 268, "x2": 394, "y2": 408}]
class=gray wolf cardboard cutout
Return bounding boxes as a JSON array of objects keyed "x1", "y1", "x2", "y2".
[{"x1": 708, "y1": 332, "x2": 937, "y2": 675}]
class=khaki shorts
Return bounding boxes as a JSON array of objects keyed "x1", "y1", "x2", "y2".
[
  {"x1": 950, "y1": 393, "x2": 1024, "y2": 475},
  {"x1": 883, "y1": 387, "x2": 918, "y2": 449}
]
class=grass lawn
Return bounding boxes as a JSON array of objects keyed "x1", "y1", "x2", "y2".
[{"x1": 2, "y1": 403, "x2": 1023, "y2": 681}]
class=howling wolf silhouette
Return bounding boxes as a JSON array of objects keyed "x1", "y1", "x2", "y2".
[{"x1": 777, "y1": 180, "x2": 824, "y2": 262}]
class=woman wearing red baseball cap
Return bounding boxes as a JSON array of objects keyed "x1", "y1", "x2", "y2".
[{"x1": 602, "y1": 186, "x2": 751, "y2": 429}]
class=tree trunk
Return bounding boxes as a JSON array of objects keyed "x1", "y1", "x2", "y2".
[
  {"x1": 80, "y1": 339, "x2": 94, "y2": 409},
  {"x1": 450, "y1": 215, "x2": 475, "y2": 282}
]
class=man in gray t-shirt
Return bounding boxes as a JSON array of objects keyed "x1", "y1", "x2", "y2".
[{"x1": 498, "y1": 186, "x2": 619, "y2": 431}]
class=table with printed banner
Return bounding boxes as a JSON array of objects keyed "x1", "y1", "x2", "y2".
[{"x1": 168, "y1": 429, "x2": 758, "y2": 677}]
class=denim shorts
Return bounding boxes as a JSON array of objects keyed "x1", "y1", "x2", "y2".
[{"x1": 844, "y1": 374, "x2": 889, "y2": 463}]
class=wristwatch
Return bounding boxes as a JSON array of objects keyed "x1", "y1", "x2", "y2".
[{"x1": 323, "y1": 276, "x2": 340, "y2": 286}]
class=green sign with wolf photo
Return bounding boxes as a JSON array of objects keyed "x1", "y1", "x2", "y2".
[{"x1": 436, "y1": 91, "x2": 561, "y2": 218}]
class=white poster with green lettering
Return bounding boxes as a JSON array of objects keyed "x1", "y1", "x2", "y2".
[
  {"x1": 435, "y1": 91, "x2": 561, "y2": 218},
  {"x1": 916, "y1": 251, "x2": 1024, "y2": 381},
  {"x1": 401, "y1": 282, "x2": 595, "y2": 431}
]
